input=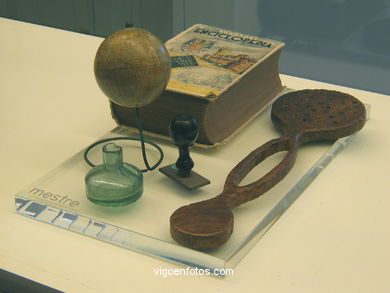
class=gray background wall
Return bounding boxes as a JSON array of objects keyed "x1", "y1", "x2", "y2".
[{"x1": 1, "y1": 0, "x2": 389, "y2": 95}]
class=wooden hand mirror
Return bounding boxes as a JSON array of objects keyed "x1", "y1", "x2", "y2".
[{"x1": 170, "y1": 89, "x2": 366, "y2": 250}]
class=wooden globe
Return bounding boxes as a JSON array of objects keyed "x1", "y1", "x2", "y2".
[{"x1": 94, "y1": 27, "x2": 171, "y2": 108}]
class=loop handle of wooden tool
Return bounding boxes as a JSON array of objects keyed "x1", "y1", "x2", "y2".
[{"x1": 221, "y1": 135, "x2": 299, "y2": 208}]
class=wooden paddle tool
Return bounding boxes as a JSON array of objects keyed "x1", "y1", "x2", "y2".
[{"x1": 170, "y1": 89, "x2": 366, "y2": 250}]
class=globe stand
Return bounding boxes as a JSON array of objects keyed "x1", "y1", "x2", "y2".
[
  {"x1": 83, "y1": 108, "x2": 164, "y2": 173},
  {"x1": 82, "y1": 107, "x2": 165, "y2": 206},
  {"x1": 84, "y1": 24, "x2": 171, "y2": 206}
]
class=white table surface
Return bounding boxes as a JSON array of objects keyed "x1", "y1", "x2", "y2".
[{"x1": 1, "y1": 17, "x2": 389, "y2": 293}]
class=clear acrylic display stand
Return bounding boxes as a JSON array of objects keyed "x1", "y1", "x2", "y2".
[{"x1": 14, "y1": 106, "x2": 358, "y2": 271}]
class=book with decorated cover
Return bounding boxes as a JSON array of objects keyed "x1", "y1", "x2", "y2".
[{"x1": 110, "y1": 24, "x2": 285, "y2": 147}]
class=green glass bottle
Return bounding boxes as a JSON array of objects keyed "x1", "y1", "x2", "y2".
[{"x1": 85, "y1": 143, "x2": 143, "y2": 206}]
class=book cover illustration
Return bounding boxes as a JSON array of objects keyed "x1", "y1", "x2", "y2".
[{"x1": 165, "y1": 24, "x2": 284, "y2": 98}]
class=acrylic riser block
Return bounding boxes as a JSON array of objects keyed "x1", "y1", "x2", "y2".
[{"x1": 14, "y1": 104, "x2": 363, "y2": 271}]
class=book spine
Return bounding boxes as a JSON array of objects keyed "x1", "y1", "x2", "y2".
[
  {"x1": 110, "y1": 91, "x2": 211, "y2": 144},
  {"x1": 203, "y1": 49, "x2": 283, "y2": 145}
]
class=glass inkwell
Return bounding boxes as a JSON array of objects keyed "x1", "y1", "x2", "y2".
[
  {"x1": 84, "y1": 23, "x2": 170, "y2": 206},
  {"x1": 85, "y1": 142, "x2": 143, "y2": 206}
]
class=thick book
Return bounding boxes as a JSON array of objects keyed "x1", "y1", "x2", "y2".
[{"x1": 110, "y1": 24, "x2": 285, "y2": 147}]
